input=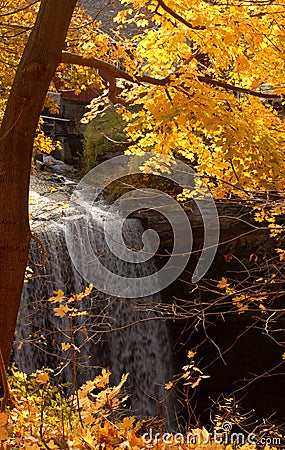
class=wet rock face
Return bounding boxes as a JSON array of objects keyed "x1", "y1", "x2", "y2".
[{"x1": 133, "y1": 200, "x2": 270, "y2": 251}]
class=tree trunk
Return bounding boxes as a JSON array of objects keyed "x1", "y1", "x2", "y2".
[{"x1": 0, "y1": 0, "x2": 77, "y2": 369}]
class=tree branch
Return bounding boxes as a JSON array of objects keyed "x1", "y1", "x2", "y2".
[
  {"x1": 61, "y1": 52, "x2": 284, "y2": 102},
  {"x1": 197, "y1": 75, "x2": 284, "y2": 99},
  {"x1": 156, "y1": 0, "x2": 206, "y2": 30},
  {"x1": 0, "y1": 22, "x2": 32, "y2": 30},
  {"x1": 61, "y1": 52, "x2": 169, "y2": 86}
]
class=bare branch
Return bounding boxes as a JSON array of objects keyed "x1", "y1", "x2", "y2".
[
  {"x1": 0, "y1": 22, "x2": 32, "y2": 30},
  {"x1": 29, "y1": 234, "x2": 46, "y2": 270}
]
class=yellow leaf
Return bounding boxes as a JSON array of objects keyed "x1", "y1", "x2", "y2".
[
  {"x1": 49, "y1": 289, "x2": 65, "y2": 303},
  {"x1": 0, "y1": 413, "x2": 8, "y2": 427},
  {"x1": 276, "y1": 248, "x2": 285, "y2": 261},
  {"x1": 0, "y1": 426, "x2": 8, "y2": 440},
  {"x1": 47, "y1": 441, "x2": 58, "y2": 449},
  {"x1": 95, "y1": 368, "x2": 111, "y2": 388},
  {"x1": 259, "y1": 304, "x2": 266, "y2": 312},
  {"x1": 191, "y1": 377, "x2": 202, "y2": 388},
  {"x1": 217, "y1": 277, "x2": 229, "y2": 289},
  {"x1": 35, "y1": 371, "x2": 49, "y2": 384},
  {"x1": 53, "y1": 304, "x2": 70, "y2": 317},
  {"x1": 165, "y1": 381, "x2": 173, "y2": 390},
  {"x1": 81, "y1": 429, "x2": 96, "y2": 448},
  {"x1": 119, "y1": 416, "x2": 135, "y2": 430},
  {"x1": 84, "y1": 284, "x2": 93, "y2": 296},
  {"x1": 61, "y1": 342, "x2": 71, "y2": 351}
]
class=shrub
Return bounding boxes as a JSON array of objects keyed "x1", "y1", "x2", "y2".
[{"x1": 83, "y1": 110, "x2": 129, "y2": 172}]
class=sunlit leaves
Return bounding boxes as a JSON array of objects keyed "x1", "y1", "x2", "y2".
[
  {"x1": 2, "y1": 1, "x2": 285, "y2": 192},
  {"x1": 3, "y1": 366, "x2": 131, "y2": 448},
  {"x1": 217, "y1": 277, "x2": 229, "y2": 290},
  {"x1": 109, "y1": 0, "x2": 285, "y2": 195},
  {"x1": 49, "y1": 289, "x2": 65, "y2": 303},
  {"x1": 53, "y1": 304, "x2": 70, "y2": 317},
  {"x1": 276, "y1": 248, "x2": 285, "y2": 261},
  {"x1": 1, "y1": 363, "x2": 283, "y2": 448},
  {"x1": 49, "y1": 285, "x2": 93, "y2": 319},
  {"x1": 34, "y1": 370, "x2": 50, "y2": 384}
]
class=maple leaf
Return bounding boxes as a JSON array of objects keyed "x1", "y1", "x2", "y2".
[
  {"x1": 119, "y1": 416, "x2": 135, "y2": 430},
  {"x1": 0, "y1": 426, "x2": 8, "y2": 441},
  {"x1": 0, "y1": 413, "x2": 8, "y2": 427},
  {"x1": 217, "y1": 277, "x2": 229, "y2": 289},
  {"x1": 165, "y1": 381, "x2": 174, "y2": 390},
  {"x1": 53, "y1": 304, "x2": 70, "y2": 317},
  {"x1": 35, "y1": 371, "x2": 50, "y2": 384},
  {"x1": 61, "y1": 342, "x2": 71, "y2": 351},
  {"x1": 49, "y1": 289, "x2": 65, "y2": 303},
  {"x1": 95, "y1": 368, "x2": 111, "y2": 388}
]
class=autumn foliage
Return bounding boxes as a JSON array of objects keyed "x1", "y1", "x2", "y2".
[
  {"x1": 1, "y1": 0, "x2": 285, "y2": 196},
  {"x1": 0, "y1": 0, "x2": 285, "y2": 446},
  {"x1": 0, "y1": 364, "x2": 283, "y2": 448}
]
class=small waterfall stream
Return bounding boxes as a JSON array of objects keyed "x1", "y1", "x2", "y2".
[{"x1": 15, "y1": 199, "x2": 173, "y2": 419}]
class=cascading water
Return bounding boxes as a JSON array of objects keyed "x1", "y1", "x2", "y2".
[{"x1": 15, "y1": 193, "x2": 173, "y2": 419}]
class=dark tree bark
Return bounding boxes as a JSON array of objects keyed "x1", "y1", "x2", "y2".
[{"x1": 0, "y1": 0, "x2": 77, "y2": 369}]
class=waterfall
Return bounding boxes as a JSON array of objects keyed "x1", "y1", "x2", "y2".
[{"x1": 15, "y1": 203, "x2": 173, "y2": 419}]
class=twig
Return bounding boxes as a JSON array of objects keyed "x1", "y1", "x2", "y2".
[
  {"x1": 29, "y1": 234, "x2": 46, "y2": 270},
  {"x1": 0, "y1": 345, "x2": 9, "y2": 412}
]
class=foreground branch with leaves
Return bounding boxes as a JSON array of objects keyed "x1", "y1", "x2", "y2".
[
  {"x1": 0, "y1": 0, "x2": 284, "y2": 423},
  {"x1": 0, "y1": 364, "x2": 283, "y2": 449}
]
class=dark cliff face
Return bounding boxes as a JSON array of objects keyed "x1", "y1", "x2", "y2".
[
  {"x1": 168, "y1": 282, "x2": 285, "y2": 428},
  {"x1": 150, "y1": 200, "x2": 285, "y2": 429}
]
